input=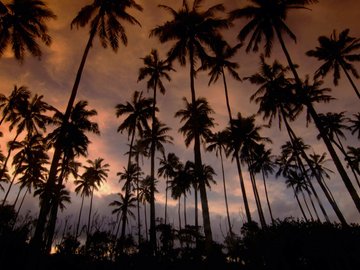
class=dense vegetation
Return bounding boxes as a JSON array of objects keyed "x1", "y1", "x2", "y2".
[{"x1": 0, "y1": 0, "x2": 359, "y2": 269}]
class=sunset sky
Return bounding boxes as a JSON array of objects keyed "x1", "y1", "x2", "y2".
[{"x1": 0, "y1": 0, "x2": 359, "y2": 239}]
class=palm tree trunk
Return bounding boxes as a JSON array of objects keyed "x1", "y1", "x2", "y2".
[
  {"x1": 178, "y1": 197, "x2": 182, "y2": 230},
  {"x1": 12, "y1": 186, "x2": 22, "y2": 207},
  {"x1": 340, "y1": 62, "x2": 360, "y2": 99},
  {"x1": 144, "y1": 202, "x2": 148, "y2": 241},
  {"x1": 149, "y1": 82, "x2": 157, "y2": 253},
  {"x1": 301, "y1": 190, "x2": 314, "y2": 221},
  {"x1": 282, "y1": 110, "x2": 346, "y2": 224},
  {"x1": 189, "y1": 44, "x2": 213, "y2": 247},
  {"x1": 32, "y1": 16, "x2": 100, "y2": 250},
  {"x1": 308, "y1": 192, "x2": 321, "y2": 221},
  {"x1": 292, "y1": 185, "x2": 308, "y2": 222},
  {"x1": 14, "y1": 187, "x2": 28, "y2": 224},
  {"x1": 76, "y1": 194, "x2": 85, "y2": 238},
  {"x1": 164, "y1": 177, "x2": 168, "y2": 225},
  {"x1": 136, "y1": 179, "x2": 141, "y2": 244},
  {"x1": 87, "y1": 187, "x2": 95, "y2": 240},
  {"x1": 235, "y1": 150, "x2": 252, "y2": 223},
  {"x1": 183, "y1": 196, "x2": 187, "y2": 227},
  {"x1": 194, "y1": 183, "x2": 198, "y2": 230},
  {"x1": 261, "y1": 170, "x2": 275, "y2": 223},
  {"x1": 220, "y1": 149, "x2": 233, "y2": 234},
  {"x1": 222, "y1": 70, "x2": 233, "y2": 121},
  {"x1": 275, "y1": 28, "x2": 360, "y2": 214}
]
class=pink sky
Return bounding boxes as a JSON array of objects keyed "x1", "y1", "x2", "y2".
[{"x1": 0, "y1": 0, "x2": 359, "y2": 238}]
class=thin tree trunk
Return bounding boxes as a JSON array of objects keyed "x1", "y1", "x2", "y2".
[
  {"x1": 340, "y1": 62, "x2": 360, "y2": 99},
  {"x1": 178, "y1": 197, "x2": 182, "y2": 230},
  {"x1": 301, "y1": 190, "x2": 314, "y2": 221},
  {"x1": 183, "y1": 195, "x2": 187, "y2": 227},
  {"x1": 144, "y1": 202, "x2": 148, "y2": 242},
  {"x1": 194, "y1": 183, "x2": 198, "y2": 231},
  {"x1": 87, "y1": 187, "x2": 95, "y2": 241},
  {"x1": 275, "y1": 28, "x2": 360, "y2": 214},
  {"x1": 14, "y1": 188, "x2": 28, "y2": 224},
  {"x1": 292, "y1": 185, "x2": 308, "y2": 222},
  {"x1": 220, "y1": 149, "x2": 233, "y2": 234},
  {"x1": 136, "y1": 179, "x2": 141, "y2": 244},
  {"x1": 2, "y1": 171, "x2": 18, "y2": 206},
  {"x1": 13, "y1": 186, "x2": 22, "y2": 208},
  {"x1": 32, "y1": 16, "x2": 100, "y2": 251},
  {"x1": 164, "y1": 177, "x2": 168, "y2": 225},
  {"x1": 261, "y1": 170, "x2": 275, "y2": 223},
  {"x1": 76, "y1": 194, "x2": 85, "y2": 238}
]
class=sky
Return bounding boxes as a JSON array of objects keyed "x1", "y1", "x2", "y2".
[{"x1": 0, "y1": 0, "x2": 360, "y2": 241}]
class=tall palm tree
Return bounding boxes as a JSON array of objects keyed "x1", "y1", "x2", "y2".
[
  {"x1": 138, "y1": 49, "x2": 174, "y2": 243},
  {"x1": 81, "y1": 158, "x2": 109, "y2": 241},
  {"x1": 158, "y1": 152, "x2": 181, "y2": 225},
  {"x1": 44, "y1": 100, "x2": 99, "y2": 251},
  {"x1": 0, "y1": 0, "x2": 56, "y2": 62},
  {"x1": 306, "y1": 28, "x2": 360, "y2": 99},
  {"x1": 74, "y1": 172, "x2": 92, "y2": 238},
  {"x1": 151, "y1": 0, "x2": 229, "y2": 247},
  {"x1": 230, "y1": 0, "x2": 360, "y2": 213},
  {"x1": 346, "y1": 147, "x2": 360, "y2": 176},
  {"x1": 33, "y1": 1, "x2": 143, "y2": 248},
  {"x1": 175, "y1": 96, "x2": 215, "y2": 245},
  {"x1": 206, "y1": 131, "x2": 233, "y2": 234},
  {"x1": 248, "y1": 57, "x2": 348, "y2": 224},
  {"x1": 137, "y1": 175, "x2": 152, "y2": 241}
]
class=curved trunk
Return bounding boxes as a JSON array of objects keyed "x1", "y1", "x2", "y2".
[
  {"x1": 292, "y1": 185, "x2": 308, "y2": 222},
  {"x1": 220, "y1": 149, "x2": 233, "y2": 234},
  {"x1": 340, "y1": 62, "x2": 360, "y2": 99},
  {"x1": 222, "y1": 70, "x2": 233, "y2": 121},
  {"x1": 13, "y1": 186, "x2": 22, "y2": 207},
  {"x1": 2, "y1": 170, "x2": 19, "y2": 206},
  {"x1": 261, "y1": 170, "x2": 275, "y2": 223},
  {"x1": 275, "y1": 27, "x2": 360, "y2": 214},
  {"x1": 33, "y1": 16, "x2": 100, "y2": 251}
]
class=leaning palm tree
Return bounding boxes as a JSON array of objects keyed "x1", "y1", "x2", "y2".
[
  {"x1": 206, "y1": 131, "x2": 233, "y2": 234},
  {"x1": 175, "y1": 96, "x2": 215, "y2": 245},
  {"x1": 306, "y1": 28, "x2": 360, "y2": 99},
  {"x1": 0, "y1": 0, "x2": 56, "y2": 62},
  {"x1": 138, "y1": 49, "x2": 174, "y2": 243},
  {"x1": 33, "y1": 1, "x2": 143, "y2": 248},
  {"x1": 151, "y1": 0, "x2": 229, "y2": 247},
  {"x1": 230, "y1": 0, "x2": 360, "y2": 213}
]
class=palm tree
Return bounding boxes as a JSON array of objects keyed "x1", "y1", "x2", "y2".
[
  {"x1": 0, "y1": 0, "x2": 56, "y2": 62},
  {"x1": 346, "y1": 147, "x2": 360, "y2": 176},
  {"x1": 206, "y1": 131, "x2": 233, "y2": 234},
  {"x1": 0, "y1": 93, "x2": 52, "y2": 184},
  {"x1": 249, "y1": 144, "x2": 276, "y2": 223},
  {"x1": 33, "y1": 1, "x2": 143, "y2": 248},
  {"x1": 248, "y1": 57, "x2": 348, "y2": 224},
  {"x1": 44, "y1": 100, "x2": 99, "y2": 251},
  {"x1": 0, "y1": 85, "x2": 30, "y2": 126},
  {"x1": 109, "y1": 192, "x2": 137, "y2": 240},
  {"x1": 151, "y1": 0, "x2": 229, "y2": 247},
  {"x1": 138, "y1": 49, "x2": 174, "y2": 244},
  {"x1": 230, "y1": 0, "x2": 360, "y2": 213},
  {"x1": 175, "y1": 96, "x2": 215, "y2": 245},
  {"x1": 158, "y1": 152, "x2": 181, "y2": 225},
  {"x1": 74, "y1": 173, "x2": 93, "y2": 238},
  {"x1": 81, "y1": 158, "x2": 109, "y2": 241},
  {"x1": 137, "y1": 175, "x2": 153, "y2": 242},
  {"x1": 306, "y1": 28, "x2": 360, "y2": 99}
]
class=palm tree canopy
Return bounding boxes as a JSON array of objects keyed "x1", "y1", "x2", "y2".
[
  {"x1": 115, "y1": 90, "x2": 153, "y2": 139},
  {"x1": 0, "y1": 0, "x2": 56, "y2": 61},
  {"x1": 150, "y1": 0, "x2": 229, "y2": 66},
  {"x1": 317, "y1": 111, "x2": 349, "y2": 141},
  {"x1": 138, "y1": 48, "x2": 174, "y2": 94},
  {"x1": 109, "y1": 192, "x2": 137, "y2": 220},
  {"x1": 117, "y1": 162, "x2": 142, "y2": 192},
  {"x1": 229, "y1": 0, "x2": 318, "y2": 56},
  {"x1": 82, "y1": 157, "x2": 109, "y2": 192},
  {"x1": 206, "y1": 130, "x2": 227, "y2": 157},
  {"x1": 0, "y1": 85, "x2": 30, "y2": 124},
  {"x1": 71, "y1": 0, "x2": 143, "y2": 50},
  {"x1": 175, "y1": 97, "x2": 215, "y2": 147},
  {"x1": 306, "y1": 28, "x2": 360, "y2": 85},
  {"x1": 349, "y1": 112, "x2": 360, "y2": 139},
  {"x1": 158, "y1": 152, "x2": 181, "y2": 179}
]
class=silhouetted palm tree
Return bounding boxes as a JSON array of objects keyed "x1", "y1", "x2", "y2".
[
  {"x1": 230, "y1": 0, "x2": 360, "y2": 213},
  {"x1": 175, "y1": 96, "x2": 215, "y2": 244},
  {"x1": 306, "y1": 28, "x2": 360, "y2": 99},
  {"x1": 346, "y1": 147, "x2": 360, "y2": 176},
  {"x1": 82, "y1": 158, "x2": 109, "y2": 242},
  {"x1": 151, "y1": 0, "x2": 229, "y2": 247},
  {"x1": 206, "y1": 131, "x2": 233, "y2": 234},
  {"x1": 34, "y1": 1, "x2": 143, "y2": 248},
  {"x1": 0, "y1": 0, "x2": 56, "y2": 62},
  {"x1": 138, "y1": 49, "x2": 174, "y2": 241},
  {"x1": 349, "y1": 113, "x2": 360, "y2": 139},
  {"x1": 74, "y1": 173, "x2": 92, "y2": 238},
  {"x1": 138, "y1": 175, "x2": 152, "y2": 241},
  {"x1": 249, "y1": 144, "x2": 276, "y2": 223},
  {"x1": 158, "y1": 152, "x2": 181, "y2": 225}
]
